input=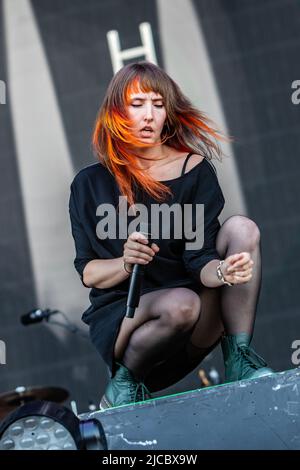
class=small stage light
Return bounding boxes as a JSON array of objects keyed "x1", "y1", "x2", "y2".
[{"x1": 0, "y1": 401, "x2": 107, "y2": 451}]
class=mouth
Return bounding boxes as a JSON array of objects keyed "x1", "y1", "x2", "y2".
[{"x1": 140, "y1": 126, "x2": 154, "y2": 137}]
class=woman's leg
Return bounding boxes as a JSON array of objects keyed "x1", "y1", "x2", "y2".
[
  {"x1": 101, "y1": 288, "x2": 200, "y2": 408},
  {"x1": 189, "y1": 215, "x2": 272, "y2": 382},
  {"x1": 182, "y1": 215, "x2": 263, "y2": 372},
  {"x1": 114, "y1": 287, "x2": 201, "y2": 381},
  {"x1": 215, "y1": 215, "x2": 262, "y2": 338},
  {"x1": 144, "y1": 286, "x2": 224, "y2": 392}
]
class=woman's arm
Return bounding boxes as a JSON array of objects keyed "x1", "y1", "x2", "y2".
[
  {"x1": 83, "y1": 231, "x2": 159, "y2": 289},
  {"x1": 200, "y1": 253, "x2": 254, "y2": 288},
  {"x1": 200, "y1": 259, "x2": 224, "y2": 288},
  {"x1": 83, "y1": 257, "x2": 130, "y2": 289}
]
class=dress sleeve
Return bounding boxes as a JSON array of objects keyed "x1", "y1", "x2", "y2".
[
  {"x1": 69, "y1": 182, "x2": 98, "y2": 287},
  {"x1": 182, "y1": 161, "x2": 225, "y2": 283}
]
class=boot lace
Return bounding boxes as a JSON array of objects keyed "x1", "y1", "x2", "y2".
[
  {"x1": 238, "y1": 344, "x2": 267, "y2": 371},
  {"x1": 128, "y1": 381, "x2": 152, "y2": 403}
]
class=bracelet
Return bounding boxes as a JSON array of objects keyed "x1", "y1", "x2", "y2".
[
  {"x1": 216, "y1": 260, "x2": 233, "y2": 286},
  {"x1": 123, "y1": 262, "x2": 133, "y2": 274}
]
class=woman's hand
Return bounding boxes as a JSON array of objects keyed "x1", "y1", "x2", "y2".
[
  {"x1": 123, "y1": 231, "x2": 160, "y2": 273},
  {"x1": 220, "y1": 252, "x2": 254, "y2": 285}
]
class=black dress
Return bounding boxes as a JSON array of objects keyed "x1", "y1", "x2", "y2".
[{"x1": 69, "y1": 152, "x2": 225, "y2": 377}]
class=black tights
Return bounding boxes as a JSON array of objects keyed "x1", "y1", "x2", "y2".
[
  {"x1": 119, "y1": 216, "x2": 262, "y2": 388},
  {"x1": 218, "y1": 215, "x2": 261, "y2": 338}
]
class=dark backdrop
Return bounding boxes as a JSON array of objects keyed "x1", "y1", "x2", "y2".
[{"x1": 0, "y1": 0, "x2": 299, "y2": 413}]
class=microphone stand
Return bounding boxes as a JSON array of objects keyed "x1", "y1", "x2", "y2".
[{"x1": 46, "y1": 311, "x2": 89, "y2": 340}]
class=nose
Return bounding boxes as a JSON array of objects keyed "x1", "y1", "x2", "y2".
[{"x1": 144, "y1": 103, "x2": 154, "y2": 121}]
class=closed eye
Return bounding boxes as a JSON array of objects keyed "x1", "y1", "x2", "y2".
[{"x1": 131, "y1": 104, "x2": 164, "y2": 108}]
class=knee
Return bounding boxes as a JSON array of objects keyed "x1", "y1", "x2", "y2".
[
  {"x1": 223, "y1": 215, "x2": 260, "y2": 250},
  {"x1": 161, "y1": 290, "x2": 201, "y2": 332}
]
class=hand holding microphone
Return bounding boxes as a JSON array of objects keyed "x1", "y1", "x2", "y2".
[
  {"x1": 123, "y1": 231, "x2": 159, "y2": 274},
  {"x1": 123, "y1": 230, "x2": 159, "y2": 318}
]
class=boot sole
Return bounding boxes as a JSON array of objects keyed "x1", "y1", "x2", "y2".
[
  {"x1": 99, "y1": 394, "x2": 113, "y2": 411},
  {"x1": 247, "y1": 368, "x2": 274, "y2": 380},
  {"x1": 226, "y1": 368, "x2": 275, "y2": 383}
]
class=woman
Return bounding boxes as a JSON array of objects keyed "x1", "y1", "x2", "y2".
[{"x1": 69, "y1": 61, "x2": 273, "y2": 410}]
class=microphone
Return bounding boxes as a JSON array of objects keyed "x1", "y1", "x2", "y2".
[
  {"x1": 21, "y1": 308, "x2": 59, "y2": 326},
  {"x1": 126, "y1": 224, "x2": 151, "y2": 319}
]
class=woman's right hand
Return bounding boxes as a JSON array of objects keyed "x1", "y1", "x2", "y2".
[{"x1": 123, "y1": 231, "x2": 160, "y2": 273}]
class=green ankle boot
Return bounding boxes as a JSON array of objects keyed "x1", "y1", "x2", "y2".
[
  {"x1": 99, "y1": 362, "x2": 152, "y2": 410},
  {"x1": 221, "y1": 332, "x2": 274, "y2": 383}
]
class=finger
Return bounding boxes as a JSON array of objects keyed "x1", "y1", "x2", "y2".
[
  {"x1": 125, "y1": 250, "x2": 154, "y2": 262},
  {"x1": 232, "y1": 273, "x2": 252, "y2": 283},
  {"x1": 232, "y1": 269, "x2": 252, "y2": 278},
  {"x1": 227, "y1": 253, "x2": 252, "y2": 272},
  {"x1": 240, "y1": 261, "x2": 254, "y2": 271},
  {"x1": 225, "y1": 256, "x2": 244, "y2": 273},
  {"x1": 225, "y1": 270, "x2": 251, "y2": 281},
  {"x1": 151, "y1": 243, "x2": 160, "y2": 252},
  {"x1": 129, "y1": 231, "x2": 149, "y2": 244},
  {"x1": 127, "y1": 241, "x2": 156, "y2": 257},
  {"x1": 226, "y1": 253, "x2": 244, "y2": 266},
  {"x1": 229, "y1": 263, "x2": 253, "y2": 275},
  {"x1": 229, "y1": 261, "x2": 252, "y2": 273},
  {"x1": 124, "y1": 255, "x2": 151, "y2": 265},
  {"x1": 221, "y1": 254, "x2": 242, "y2": 274}
]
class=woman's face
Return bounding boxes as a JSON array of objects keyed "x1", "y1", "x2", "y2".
[{"x1": 126, "y1": 89, "x2": 167, "y2": 145}]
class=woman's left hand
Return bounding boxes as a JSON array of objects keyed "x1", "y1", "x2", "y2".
[{"x1": 222, "y1": 252, "x2": 254, "y2": 285}]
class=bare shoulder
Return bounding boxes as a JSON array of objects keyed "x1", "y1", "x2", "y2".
[{"x1": 184, "y1": 153, "x2": 205, "y2": 172}]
